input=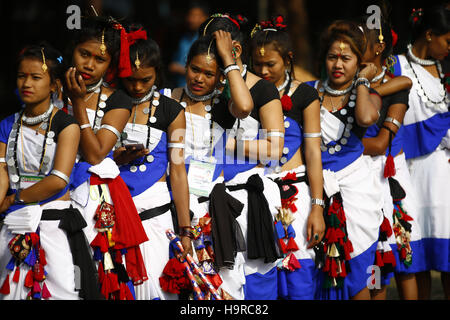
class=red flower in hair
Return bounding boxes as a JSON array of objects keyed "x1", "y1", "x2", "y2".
[
  {"x1": 275, "y1": 16, "x2": 284, "y2": 24},
  {"x1": 391, "y1": 29, "x2": 398, "y2": 47}
]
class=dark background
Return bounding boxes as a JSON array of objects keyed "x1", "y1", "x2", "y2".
[{"x1": 0, "y1": 0, "x2": 447, "y2": 119}]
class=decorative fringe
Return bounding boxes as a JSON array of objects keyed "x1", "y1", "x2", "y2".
[
  {"x1": 0, "y1": 274, "x2": 10, "y2": 295},
  {"x1": 321, "y1": 194, "x2": 353, "y2": 288},
  {"x1": 392, "y1": 202, "x2": 413, "y2": 267}
]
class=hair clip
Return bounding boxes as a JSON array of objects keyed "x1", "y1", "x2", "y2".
[
  {"x1": 100, "y1": 29, "x2": 107, "y2": 55},
  {"x1": 57, "y1": 56, "x2": 63, "y2": 64},
  {"x1": 339, "y1": 41, "x2": 346, "y2": 54},
  {"x1": 41, "y1": 48, "x2": 48, "y2": 73},
  {"x1": 206, "y1": 38, "x2": 214, "y2": 64}
]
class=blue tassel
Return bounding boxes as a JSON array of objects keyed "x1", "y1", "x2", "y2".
[
  {"x1": 6, "y1": 257, "x2": 16, "y2": 271},
  {"x1": 286, "y1": 224, "x2": 296, "y2": 238},
  {"x1": 93, "y1": 247, "x2": 102, "y2": 261},
  {"x1": 32, "y1": 292, "x2": 41, "y2": 299},
  {"x1": 24, "y1": 248, "x2": 36, "y2": 266},
  {"x1": 127, "y1": 280, "x2": 136, "y2": 300},
  {"x1": 120, "y1": 248, "x2": 127, "y2": 255}
]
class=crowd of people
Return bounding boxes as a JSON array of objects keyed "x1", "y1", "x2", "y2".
[{"x1": 0, "y1": 3, "x2": 448, "y2": 301}]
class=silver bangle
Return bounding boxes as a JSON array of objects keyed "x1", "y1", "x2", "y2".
[
  {"x1": 168, "y1": 143, "x2": 185, "y2": 149},
  {"x1": 0, "y1": 158, "x2": 5, "y2": 163},
  {"x1": 304, "y1": 132, "x2": 321, "y2": 138},
  {"x1": 266, "y1": 131, "x2": 284, "y2": 138},
  {"x1": 384, "y1": 117, "x2": 402, "y2": 129},
  {"x1": 80, "y1": 123, "x2": 91, "y2": 130},
  {"x1": 51, "y1": 169, "x2": 70, "y2": 185},
  {"x1": 311, "y1": 198, "x2": 325, "y2": 208},
  {"x1": 223, "y1": 64, "x2": 240, "y2": 77},
  {"x1": 100, "y1": 124, "x2": 121, "y2": 140},
  {"x1": 355, "y1": 77, "x2": 370, "y2": 89}
]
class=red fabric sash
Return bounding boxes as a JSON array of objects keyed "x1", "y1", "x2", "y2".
[{"x1": 90, "y1": 174, "x2": 148, "y2": 284}]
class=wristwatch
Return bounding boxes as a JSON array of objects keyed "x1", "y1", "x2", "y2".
[
  {"x1": 355, "y1": 77, "x2": 371, "y2": 89},
  {"x1": 14, "y1": 190, "x2": 26, "y2": 205},
  {"x1": 311, "y1": 198, "x2": 325, "y2": 208}
]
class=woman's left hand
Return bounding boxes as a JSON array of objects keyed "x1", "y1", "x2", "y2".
[{"x1": 306, "y1": 205, "x2": 326, "y2": 249}]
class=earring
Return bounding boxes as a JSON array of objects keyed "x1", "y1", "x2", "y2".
[
  {"x1": 375, "y1": 51, "x2": 380, "y2": 56},
  {"x1": 232, "y1": 47, "x2": 237, "y2": 63}
]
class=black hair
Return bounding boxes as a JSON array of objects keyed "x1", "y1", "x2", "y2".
[
  {"x1": 186, "y1": 35, "x2": 224, "y2": 69},
  {"x1": 198, "y1": 13, "x2": 249, "y2": 63},
  {"x1": 127, "y1": 25, "x2": 164, "y2": 87},
  {"x1": 17, "y1": 42, "x2": 65, "y2": 84},
  {"x1": 65, "y1": 16, "x2": 122, "y2": 70},
  {"x1": 410, "y1": 4, "x2": 450, "y2": 43},
  {"x1": 360, "y1": 7, "x2": 394, "y2": 63},
  {"x1": 249, "y1": 15, "x2": 295, "y2": 79}
]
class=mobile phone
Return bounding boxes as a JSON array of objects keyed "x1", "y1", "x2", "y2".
[{"x1": 124, "y1": 143, "x2": 145, "y2": 150}]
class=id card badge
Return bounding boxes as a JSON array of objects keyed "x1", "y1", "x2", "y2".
[{"x1": 187, "y1": 157, "x2": 216, "y2": 197}]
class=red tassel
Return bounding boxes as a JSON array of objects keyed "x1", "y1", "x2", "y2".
[
  {"x1": 39, "y1": 249, "x2": 47, "y2": 266},
  {"x1": 41, "y1": 283, "x2": 51, "y2": 299},
  {"x1": 400, "y1": 247, "x2": 407, "y2": 260},
  {"x1": 281, "y1": 94, "x2": 293, "y2": 111},
  {"x1": 330, "y1": 259, "x2": 338, "y2": 278},
  {"x1": 340, "y1": 260, "x2": 347, "y2": 277},
  {"x1": 119, "y1": 283, "x2": 127, "y2": 300},
  {"x1": 25, "y1": 269, "x2": 34, "y2": 288},
  {"x1": 375, "y1": 250, "x2": 384, "y2": 267},
  {"x1": 278, "y1": 239, "x2": 288, "y2": 253},
  {"x1": 90, "y1": 233, "x2": 109, "y2": 253},
  {"x1": 33, "y1": 281, "x2": 41, "y2": 293},
  {"x1": 12, "y1": 266, "x2": 20, "y2": 283},
  {"x1": 286, "y1": 237, "x2": 299, "y2": 252},
  {"x1": 0, "y1": 274, "x2": 10, "y2": 295},
  {"x1": 288, "y1": 253, "x2": 301, "y2": 270},
  {"x1": 383, "y1": 250, "x2": 397, "y2": 266},
  {"x1": 380, "y1": 217, "x2": 393, "y2": 237},
  {"x1": 384, "y1": 154, "x2": 396, "y2": 178},
  {"x1": 107, "y1": 272, "x2": 120, "y2": 293},
  {"x1": 98, "y1": 261, "x2": 105, "y2": 284},
  {"x1": 29, "y1": 233, "x2": 40, "y2": 246}
]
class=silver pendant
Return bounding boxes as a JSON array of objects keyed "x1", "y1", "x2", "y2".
[
  {"x1": 143, "y1": 107, "x2": 150, "y2": 114},
  {"x1": 152, "y1": 100, "x2": 159, "y2": 106},
  {"x1": 46, "y1": 138, "x2": 54, "y2": 145},
  {"x1": 335, "y1": 144, "x2": 342, "y2": 152},
  {"x1": 341, "y1": 138, "x2": 348, "y2": 145},
  {"x1": 328, "y1": 147, "x2": 335, "y2": 155},
  {"x1": 47, "y1": 131, "x2": 55, "y2": 139},
  {"x1": 204, "y1": 105, "x2": 212, "y2": 112},
  {"x1": 146, "y1": 155, "x2": 154, "y2": 163},
  {"x1": 100, "y1": 94, "x2": 108, "y2": 101},
  {"x1": 150, "y1": 116, "x2": 157, "y2": 123},
  {"x1": 99, "y1": 101, "x2": 106, "y2": 109},
  {"x1": 97, "y1": 110, "x2": 104, "y2": 118},
  {"x1": 340, "y1": 109, "x2": 347, "y2": 115},
  {"x1": 11, "y1": 174, "x2": 20, "y2": 183},
  {"x1": 130, "y1": 165, "x2": 138, "y2": 173},
  {"x1": 347, "y1": 116, "x2": 354, "y2": 123},
  {"x1": 139, "y1": 164, "x2": 147, "y2": 172},
  {"x1": 204, "y1": 113, "x2": 211, "y2": 120}
]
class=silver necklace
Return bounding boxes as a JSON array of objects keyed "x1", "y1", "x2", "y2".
[
  {"x1": 371, "y1": 66, "x2": 387, "y2": 83},
  {"x1": 21, "y1": 103, "x2": 54, "y2": 125},
  {"x1": 277, "y1": 70, "x2": 290, "y2": 92},
  {"x1": 319, "y1": 87, "x2": 357, "y2": 155},
  {"x1": 407, "y1": 44, "x2": 436, "y2": 66},
  {"x1": 131, "y1": 85, "x2": 156, "y2": 105},
  {"x1": 184, "y1": 85, "x2": 220, "y2": 102},
  {"x1": 86, "y1": 78, "x2": 104, "y2": 93},
  {"x1": 322, "y1": 78, "x2": 355, "y2": 96}
]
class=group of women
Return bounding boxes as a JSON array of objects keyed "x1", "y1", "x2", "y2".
[{"x1": 0, "y1": 4, "x2": 448, "y2": 301}]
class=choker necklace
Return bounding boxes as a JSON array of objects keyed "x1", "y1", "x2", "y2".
[
  {"x1": 371, "y1": 66, "x2": 387, "y2": 83},
  {"x1": 277, "y1": 70, "x2": 290, "y2": 92},
  {"x1": 407, "y1": 44, "x2": 435, "y2": 66},
  {"x1": 184, "y1": 85, "x2": 220, "y2": 102},
  {"x1": 86, "y1": 79, "x2": 104, "y2": 93},
  {"x1": 21, "y1": 103, "x2": 54, "y2": 125},
  {"x1": 322, "y1": 78, "x2": 355, "y2": 96},
  {"x1": 131, "y1": 85, "x2": 156, "y2": 105}
]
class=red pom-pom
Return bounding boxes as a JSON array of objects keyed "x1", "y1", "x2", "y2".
[
  {"x1": 281, "y1": 94, "x2": 292, "y2": 111},
  {"x1": 384, "y1": 154, "x2": 396, "y2": 178}
]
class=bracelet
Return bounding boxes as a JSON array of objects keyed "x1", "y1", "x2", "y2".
[
  {"x1": 100, "y1": 124, "x2": 121, "y2": 140},
  {"x1": 266, "y1": 131, "x2": 285, "y2": 138},
  {"x1": 355, "y1": 77, "x2": 370, "y2": 89},
  {"x1": 384, "y1": 117, "x2": 402, "y2": 129},
  {"x1": 179, "y1": 226, "x2": 194, "y2": 239},
  {"x1": 303, "y1": 132, "x2": 321, "y2": 138},
  {"x1": 14, "y1": 190, "x2": 26, "y2": 205},
  {"x1": 80, "y1": 123, "x2": 91, "y2": 130},
  {"x1": 168, "y1": 143, "x2": 185, "y2": 149},
  {"x1": 50, "y1": 169, "x2": 70, "y2": 185},
  {"x1": 311, "y1": 198, "x2": 325, "y2": 208},
  {"x1": 223, "y1": 64, "x2": 240, "y2": 77}
]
